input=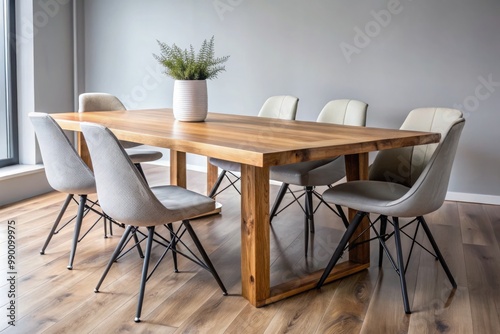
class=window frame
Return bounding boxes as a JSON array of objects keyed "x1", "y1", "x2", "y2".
[{"x1": 0, "y1": 0, "x2": 17, "y2": 168}]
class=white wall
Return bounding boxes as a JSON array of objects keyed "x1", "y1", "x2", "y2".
[{"x1": 80, "y1": 0, "x2": 498, "y2": 198}]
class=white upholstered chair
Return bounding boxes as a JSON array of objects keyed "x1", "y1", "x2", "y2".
[
  {"x1": 208, "y1": 95, "x2": 299, "y2": 198},
  {"x1": 79, "y1": 93, "x2": 163, "y2": 181},
  {"x1": 317, "y1": 108, "x2": 464, "y2": 314},
  {"x1": 81, "y1": 122, "x2": 227, "y2": 323},
  {"x1": 30, "y1": 112, "x2": 104, "y2": 270},
  {"x1": 269, "y1": 99, "x2": 368, "y2": 255}
]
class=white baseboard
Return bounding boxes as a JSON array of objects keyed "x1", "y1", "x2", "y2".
[
  {"x1": 147, "y1": 161, "x2": 500, "y2": 206},
  {"x1": 445, "y1": 192, "x2": 500, "y2": 205},
  {"x1": 185, "y1": 163, "x2": 208, "y2": 173}
]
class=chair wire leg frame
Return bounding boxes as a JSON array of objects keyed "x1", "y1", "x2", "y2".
[
  {"x1": 317, "y1": 207, "x2": 457, "y2": 314},
  {"x1": 208, "y1": 170, "x2": 241, "y2": 198},
  {"x1": 40, "y1": 194, "x2": 128, "y2": 269},
  {"x1": 94, "y1": 220, "x2": 227, "y2": 322},
  {"x1": 269, "y1": 184, "x2": 342, "y2": 256},
  {"x1": 67, "y1": 195, "x2": 87, "y2": 270}
]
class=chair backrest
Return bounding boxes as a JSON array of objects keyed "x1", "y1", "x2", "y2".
[
  {"x1": 79, "y1": 92, "x2": 139, "y2": 148},
  {"x1": 29, "y1": 112, "x2": 96, "y2": 194},
  {"x1": 389, "y1": 117, "x2": 465, "y2": 217},
  {"x1": 80, "y1": 122, "x2": 184, "y2": 226},
  {"x1": 78, "y1": 93, "x2": 126, "y2": 112},
  {"x1": 316, "y1": 99, "x2": 368, "y2": 126},
  {"x1": 258, "y1": 95, "x2": 299, "y2": 120},
  {"x1": 369, "y1": 107, "x2": 463, "y2": 187}
]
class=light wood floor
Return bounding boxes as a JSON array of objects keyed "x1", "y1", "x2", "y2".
[{"x1": 1, "y1": 164, "x2": 499, "y2": 333}]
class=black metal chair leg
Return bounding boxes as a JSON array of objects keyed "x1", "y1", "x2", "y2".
[
  {"x1": 269, "y1": 183, "x2": 289, "y2": 223},
  {"x1": 67, "y1": 195, "x2": 87, "y2": 270},
  {"x1": 95, "y1": 225, "x2": 134, "y2": 293},
  {"x1": 109, "y1": 216, "x2": 113, "y2": 236},
  {"x1": 104, "y1": 215, "x2": 108, "y2": 238},
  {"x1": 335, "y1": 205, "x2": 350, "y2": 229},
  {"x1": 418, "y1": 216, "x2": 457, "y2": 288},
  {"x1": 40, "y1": 194, "x2": 73, "y2": 255},
  {"x1": 135, "y1": 226, "x2": 155, "y2": 323},
  {"x1": 183, "y1": 220, "x2": 227, "y2": 295},
  {"x1": 393, "y1": 217, "x2": 411, "y2": 314},
  {"x1": 134, "y1": 163, "x2": 148, "y2": 184},
  {"x1": 132, "y1": 229, "x2": 144, "y2": 259},
  {"x1": 305, "y1": 186, "x2": 315, "y2": 233},
  {"x1": 168, "y1": 223, "x2": 178, "y2": 272},
  {"x1": 317, "y1": 211, "x2": 366, "y2": 288},
  {"x1": 304, "y1": 192, "x2": 310, "y2": 257},
  {"x1": 304, "y1": 211, "x2": 309, "y2": 257},
  {"x1": 379, "y1": 215, "x2": 388, "y2": 267},
  {"x1": 208, "y1": 170, "x2": 227, "y2": 198}
]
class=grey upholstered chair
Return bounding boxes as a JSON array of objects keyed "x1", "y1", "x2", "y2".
[
  {"x1": 317, "y1": 108, "x2": 464, "y2": 314},
  {"x1": 29, "y1": 112, "x2": 102, "y2": 270},
  {"x1": 208, "y1": 95, "x2": 299, "y2": 198},
  {"x1": 269, "y1": 99, "x2": 368, "y2": 256},
  {"x1": 79, "y1": 93, "x2": 163, "y2": 181},
  {"x1": 81, "y1": 122, "x2": 227, "y2": 323}
]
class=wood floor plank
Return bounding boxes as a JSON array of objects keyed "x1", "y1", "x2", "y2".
[
  {"x1": 170, "y1": 239, "x2": 245, "y2": 332},
  {"x1": 484, "y1": 204, "x2": 500, "y2": 252},
  {"x1": 407, "y1": 221, "x2": 473, "y2": 333},
  {"x1": 30, "y1": 267, "x2": 143, "y2": 333},
  {"x1": 315, "y1": 270, "x2": 375, "y2": 334},
  {"x1": 459, "y1": 202, "x2": 497, "y2": 246},
  {"x1": 224, "y1": 303, "x2": 280, "y2": 334},
  {"x1": 262, "y1": 284, "x2": 337, "y2": 334},
  {"x1": 463, "y1": 243, "x2": 500, "y2": 333},
  {"x1": 462, "y1": 205, "x2": 500, "y2": 333},
  {"x1": 0, "y1": 192, "x2": 64, "y2": 220},
  {"x1": 144, "y1": 268, "x2": 227, "y2": 327},
  {"x1": 173, "y1": 284, "x2": 247, "y2": 333},
  {"x1": 359, "y1": 269, "x2": 411, "y2": 334},
  {"x1": 88, "y1": 258, "x2": 198, "y2": 333},
  {"x1": 483, "y1": 203, "x2": 500, "y2": 321}
]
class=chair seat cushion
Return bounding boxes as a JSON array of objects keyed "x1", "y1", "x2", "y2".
[
  {"x1": 270, "y1": 157, "x2": 345, "y2": 186},
  {"x1": 125, "y1": 149, "x2": 163, "y2": 164},
  {"x1": 151, "y1": 186, "x2": 215, "y2": 221},
  {"x1": 322, "y1": 180, "x2": 411, "y2": 217},
  {"x1": 209, "y1": 158, "x2": 241, "y2": 172}
]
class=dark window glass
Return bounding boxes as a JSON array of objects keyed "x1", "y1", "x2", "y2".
[{"x1": 0, "y1": 0, "x2": 17, "y2": 167}]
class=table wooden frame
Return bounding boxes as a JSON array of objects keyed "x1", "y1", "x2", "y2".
[{"x1": 52, "y1": 109, "x2": 440, "y2": 307}]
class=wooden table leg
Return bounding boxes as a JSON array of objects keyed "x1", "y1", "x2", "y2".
[
  {"x1": 77, "y1": 133, "x2": 92, "y2": 170},
  {"x1": 344, "y1": 153, "x2": 370, "y2": 264},
  {"x1": 240, "y1": 164, "x2": 270, "y2": 307},
  {"x1": 170, "y1": 150, "x2": 186, "y2": 188},
  {"x1": 207, "y1": 158, "x2": 219, "y2": 196}
]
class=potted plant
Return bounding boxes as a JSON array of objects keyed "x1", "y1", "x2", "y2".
[{"x1": 153, "y1": 36, "x2": 230, "y2": 122}]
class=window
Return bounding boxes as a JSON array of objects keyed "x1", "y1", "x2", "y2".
[{"x1": 0, "y1": 0, "x2": 17, "y2": 168}]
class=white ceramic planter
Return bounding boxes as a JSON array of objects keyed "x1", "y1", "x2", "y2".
[{"x1": 172, "y1": 80, "x2": 208, "y2": 122}]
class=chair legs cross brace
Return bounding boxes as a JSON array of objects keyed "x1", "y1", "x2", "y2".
[
  {"x1": 208, "y1": 170, "x2": 241, "y2": 198},
  {"x1": 316, "y1": 209, "x2": 457, "y2": 314},
  {"x1": 94, "y1": 220, "x2": 227, "y2": 323},
  {"x1": 270, "y1": 184, "x2": 341, "y2": 256},
  {"x1": 39, "y1": 194, "x2": 118, "y2": 270}
]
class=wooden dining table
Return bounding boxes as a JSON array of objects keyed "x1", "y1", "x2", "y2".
[{"x1": 51, "y1": 108, "x2": 440, "y2": 307}]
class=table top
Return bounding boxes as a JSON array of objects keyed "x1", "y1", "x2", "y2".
[{"x1": 52, "y1": 108, "x2": 441, "y2": 167}]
